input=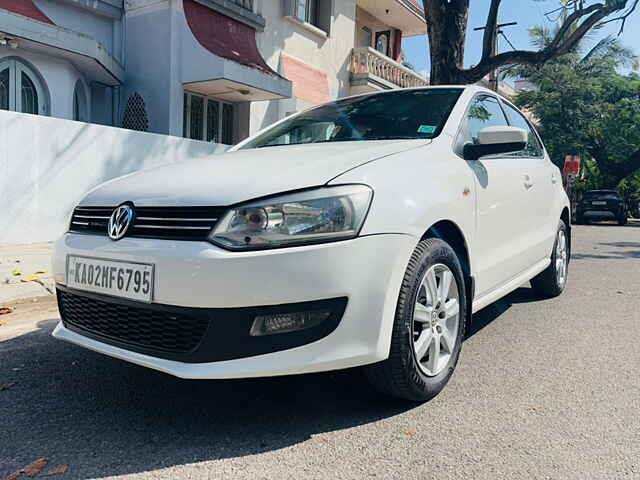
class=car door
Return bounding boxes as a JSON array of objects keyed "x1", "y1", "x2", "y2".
[
  {"x1": 457, "y1": 94, "x2": 536, "y2": 298},
  {"x1": 500, "y1": 100, "x2": 556, "y2": 264}
]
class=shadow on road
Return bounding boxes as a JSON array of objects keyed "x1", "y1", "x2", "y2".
[
  {"x1": 465, "y1": 286, "x2": 543, "y2": 340},
  {"x1": 1, "y1": 284, "x2": 565, "y2": 478},
  {"x1": 1, "y1": 319, "x2": 415, "y2": 479},
  {"x1": 571, "y1": 239, "x2": 640, "y2": 260}
]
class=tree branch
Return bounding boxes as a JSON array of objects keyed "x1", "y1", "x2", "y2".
[
  {"x1": 547, "y1": 3, "x2": 604, "y2": 52},
  {"x1": 463, "y1": 1, "x2": 624, "y2": 83},
  {"x1": 596, "y1": 0, "x2": 639, "y2": 35}
]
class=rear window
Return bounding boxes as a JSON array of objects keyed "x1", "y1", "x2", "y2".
[{"x1": 583, "y1": 192, "x2": 621, "y2": 201}]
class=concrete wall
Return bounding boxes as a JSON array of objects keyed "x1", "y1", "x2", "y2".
[
  {"x1": 0, "y1": 110, "x2": 226, "y2": 244},
  {"x1": 250, "y1": 0, "x2": 357, "y2": 134}
]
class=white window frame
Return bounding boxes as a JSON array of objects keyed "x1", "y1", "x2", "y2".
[
  {"x1": 296, "y1": 0, "x2": 317, "y2": 24},
  {"x1": 183, "y1": 91, "x2": 235, "y2": 145},
  {"x1": 0, "y1": 58, "x2": 48, "y2": 115}
]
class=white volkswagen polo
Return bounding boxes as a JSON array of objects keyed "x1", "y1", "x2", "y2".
[{"x1": 52, "y1": 86, "x2": 570, "y2": 401}]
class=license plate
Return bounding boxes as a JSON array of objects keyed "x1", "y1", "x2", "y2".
[
  {"x1": 67, "y1": 255, "x2": 154, "y2": 302},
  {"x1": 592, "y1": 201, "x2": 607, "y2": 205}
]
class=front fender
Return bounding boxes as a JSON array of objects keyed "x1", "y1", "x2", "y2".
[{"x1": 330, "y1": 142, "x2": 477, "y2": 275}]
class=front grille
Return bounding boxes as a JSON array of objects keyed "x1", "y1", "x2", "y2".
[
  {"x1": 58, "y1": 290, "x2": 210, "y2": 354},
  {"x1": 69, "y1": 206, "x2": 227, "y2": 241}
]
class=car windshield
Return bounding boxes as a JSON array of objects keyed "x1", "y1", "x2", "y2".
[
  {"x1": 583, "y1": 192, "x2": 621, "y2": 201},
  {"x1": 241, "y1": 89, "x2": 463, "y2": 149}
]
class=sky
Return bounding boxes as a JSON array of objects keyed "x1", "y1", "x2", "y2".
[{"x1": 403, "y1": 0, "x2": 640, "y2": 78}]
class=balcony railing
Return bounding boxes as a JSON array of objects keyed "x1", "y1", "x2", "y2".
[{"x1": 350, "y1": 47, "x2": 429, "y2": 89}]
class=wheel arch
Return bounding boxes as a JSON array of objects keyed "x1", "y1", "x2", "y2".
[{"x1": 421, "y1": 220, "x2": 474, "y2": 330}]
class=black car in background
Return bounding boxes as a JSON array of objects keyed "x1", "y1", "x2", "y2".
[{"x1": 575, "y1": 190, "x2": 627, "y2": 225}]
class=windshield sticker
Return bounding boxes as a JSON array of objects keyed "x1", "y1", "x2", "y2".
[{"x1": 418, "y1": 125, "x2": 436, "y2": 134}]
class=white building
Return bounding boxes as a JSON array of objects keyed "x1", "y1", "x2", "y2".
[{"x1": 0, "y1": 0, "x2": 428, "y2": 145}]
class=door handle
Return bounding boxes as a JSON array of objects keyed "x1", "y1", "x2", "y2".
[{"x1": 524, "y1": 175, "x2": 534, "y2": 190}]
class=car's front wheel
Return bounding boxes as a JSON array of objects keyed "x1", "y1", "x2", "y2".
[{"x1": 364, "y1": 238, "x2": 466, "y2": 402}]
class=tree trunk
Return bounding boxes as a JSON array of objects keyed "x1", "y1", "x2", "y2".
[{"x1": 425, "y1": 1, "x2": 469, "y2": 85}]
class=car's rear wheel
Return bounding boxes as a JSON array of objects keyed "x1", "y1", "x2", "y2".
[
  {"x1": 618, "y1": 216, "x2": 628, "y2": 226},
  {"x1": 364, "y1": 238, "x2": 466, "y2": 402},
  {"x1": 531, "y1": 220, "x2": 569, "y2": 298}
]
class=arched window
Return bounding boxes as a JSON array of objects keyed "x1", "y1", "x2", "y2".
[
  {"x1": 73, "y1": 79, "x2": 88, "y2": 122},
  {"x1": 0, "y1": 58, "x2": 47, "y2": 115}
]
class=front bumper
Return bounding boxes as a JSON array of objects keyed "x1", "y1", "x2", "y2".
[{"x1": 52, "y1": 233, "x2": 415, "y2": 378}]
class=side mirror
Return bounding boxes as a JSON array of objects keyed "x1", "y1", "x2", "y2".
[{"x1": 463, "y1": 126, "x2": 528, "y2": 160}]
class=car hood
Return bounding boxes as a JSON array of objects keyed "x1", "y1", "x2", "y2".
[{"x1": 80, "y1": 140, "x2": 427, "y2": 206}]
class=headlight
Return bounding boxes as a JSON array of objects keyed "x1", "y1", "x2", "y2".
[{"x1": 209, "y1": 185, "x2": 373, "y2": 250}]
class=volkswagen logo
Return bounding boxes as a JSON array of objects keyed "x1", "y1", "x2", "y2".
[{"x1": 108, "y1": 204, "x2": 135, "y2": 241}]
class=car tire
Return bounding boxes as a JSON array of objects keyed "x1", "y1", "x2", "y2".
[
  {"x1": 531, "y1": 220, "x2": 569, "y2": 298},
  {"x1": 364, "y1": 238, "x2": 466, "y2": 402},
  {"x1": 618, "y1": 216, "x2": 627, "y2": 226}
]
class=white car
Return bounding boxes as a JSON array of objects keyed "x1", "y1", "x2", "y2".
[{"x1": 52, "y1": 86, "x2": 570, "y2": 401}]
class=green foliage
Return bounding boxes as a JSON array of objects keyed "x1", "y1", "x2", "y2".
[
  {"x1": 513, "y1": 32, "x2": 640, "y2": 189},
  {"x1": 618, "y1": 173, "x2": 640, "y2": 203},
  {"x1": 574, "y1": 158, "x2": 603, "y2": 192}
]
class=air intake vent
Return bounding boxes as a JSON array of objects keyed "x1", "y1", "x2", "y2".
[
  {"x1": 69, "y1": 206, "x2": 227, "y2": 241},
  {"x1": 58, "y1": 290, "x2": 210, "y2": 354}
]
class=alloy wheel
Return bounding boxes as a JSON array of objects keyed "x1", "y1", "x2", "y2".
[
  {"x1": 412, "y1": 264, "x2": 460, "y2": 377},
  {"x1": 556, "y1": 229, "x2": 568, "y2": 287}
]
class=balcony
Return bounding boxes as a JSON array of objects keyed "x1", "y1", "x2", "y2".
[{"x1": 349, "y1": 47, "x2": 428, "y2": 94}]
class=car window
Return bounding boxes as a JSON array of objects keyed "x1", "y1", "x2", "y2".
[
  {"x1": 467, "y1": 95, "x2": 509, "y2": 144},
  {"x1": 240, "y1": 89, "x2": 463, "y2": 149},
  {"x1": 455, "y1": 95, "x2": 509, "y2": 156},
  {"x1": 583, "y1": 192, "x2": 621, "y2": 201},
  {"x1": 502, "y1": 102, "x2": 544, "y2": 157}
]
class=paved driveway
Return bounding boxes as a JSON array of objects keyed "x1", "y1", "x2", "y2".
[{"x1": 1, "y1": 222, "x2": 639, "y2": 479}]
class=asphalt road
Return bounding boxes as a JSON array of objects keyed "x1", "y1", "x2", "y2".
[{"x1": 1, "y1": 222, "x2": 639, "y2": 480}]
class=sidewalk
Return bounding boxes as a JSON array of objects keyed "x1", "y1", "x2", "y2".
[{"x1": 0, "y1": 242, "x2": 55, "y2": 303}]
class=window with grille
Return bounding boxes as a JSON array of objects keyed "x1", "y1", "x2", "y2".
[
  {"x1": 0, "y1": 68, "x2": 10, "y2": 111},
  {"x1": 206, "y1": 100, "x2": 219, "y2": 142},
  {"x1": 296, "y1": 0, "x2": 317, "y2": 24},
  {"x1": 230, "y1": 0, "x2": 253, "y2": 10},
  {"x1": 283, "y1": 0, "x2": 330, "y2": 33},
  {"x1": 121, "y1": 92, "x2": 149, "y2": 132},
  {"x1": 183, "y1": 92, "x2": 235, "y2": 145}
]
